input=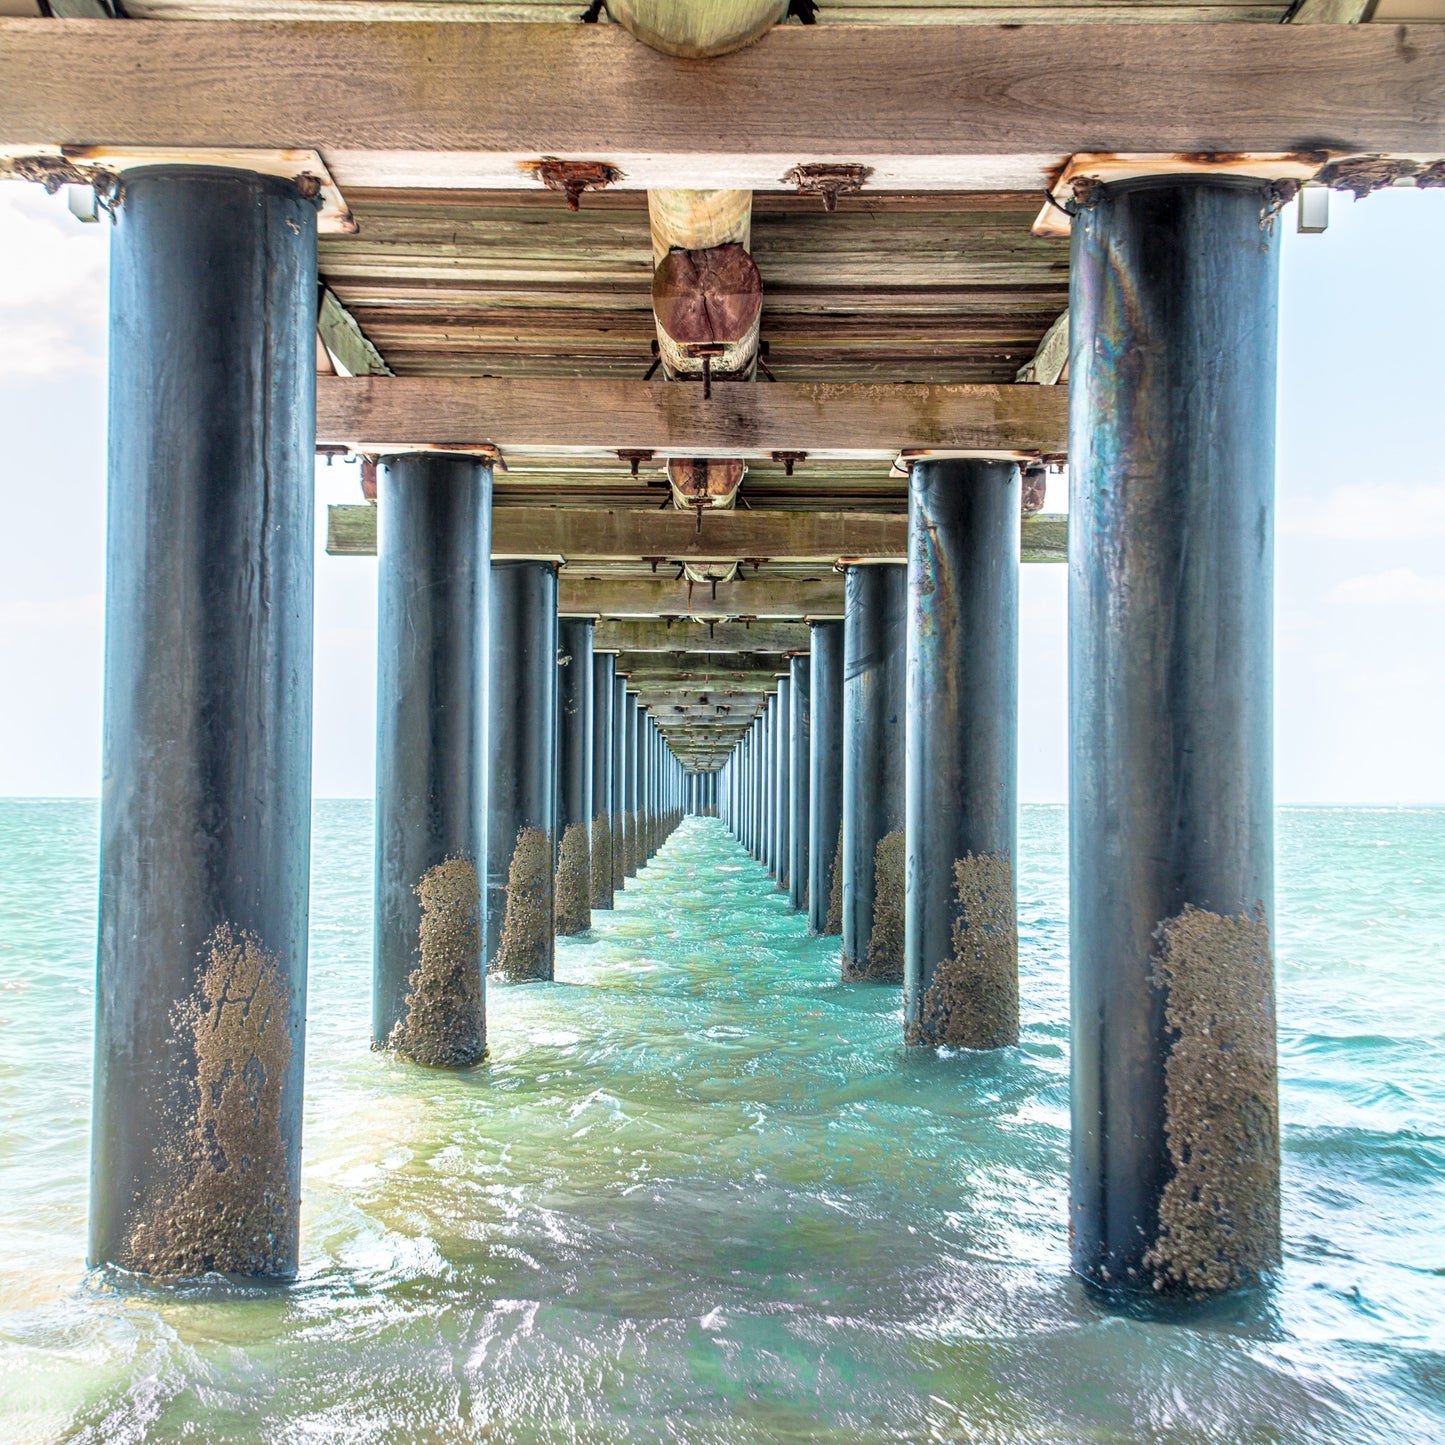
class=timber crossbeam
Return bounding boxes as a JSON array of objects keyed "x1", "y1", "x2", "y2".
[
  {"x1": 327, "y1": 504, "x2": 1068, "y2": 563},
  {"x1": 3, "y1": 22, "x2": 1444, "y2": 190},
  {"x1": 315, "y1": 377, "x2": 1067, "y2": 462}
]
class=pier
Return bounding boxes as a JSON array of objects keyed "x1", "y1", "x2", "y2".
[{"x1": 2, "y1": 0, "x2": 1442, "y2": 1305}]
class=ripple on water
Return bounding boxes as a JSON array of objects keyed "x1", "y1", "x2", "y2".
[{"x1": 0, "y1": 804, "x2": 1442, "y2": 1442}]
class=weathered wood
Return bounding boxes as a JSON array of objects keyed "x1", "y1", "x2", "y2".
[
  {"x1": 609, "y1": 0, "x2": 787, "y2": 59},
  {"x1": 318, "y1": 187, "x2": 1068, "y2": 388},
  {"x1": 1288, "y1": 0, "x2": 1373, "y2": 19},
  {"x1": 630, "y1": 672, "x2": 786, "y2": 690},
  {"x1": 649, "y1": 188, "x2": 751, "y2": 267},
  {"x1": 117, "y1": 1, "x2": 1293, "y2": 22},
  {"x1": 318, "y1": 287, "x2": 391, "y2": 377},
  {"x1": 648, "y1": 188, "x2": 758, "y2": 383},
  {"x1": 326, "y1": 501, "x2": 1068, "y2": 560},
  {"x1": 600, "y1": 619, "x2": 809, "y2": 651},
  {"x1": 652, "y1": 242, "x2": 762, "y2": 381},
  {"x1": 315, "y1": 376, "x2": 1068, "y2": 458},
  {"x1": 636, "y1": 692, "x2": 769, "y2": 709},
  {"x1": 617, "y1": 651, "x2": 793, "y2": 674},
  {"x1": 6, "y1": 23, "x2": 1443, "y2": 192},
  {"x1": 560, "y1": 575, "x2": 846, "y2": 617},
  {"x1": 1015, "y1": 309, "x2": 1068, "y2": 384}
]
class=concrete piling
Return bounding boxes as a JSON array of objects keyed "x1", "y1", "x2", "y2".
[
  {"x1": 808, "y1": 621, "x2": 844, "y2": 937},
  {"x1": 374, "y1": 453, "x2": 491, "y2": 1068},
  {"x1": 840, "y1": 565, "x2": 907, "y2": 981},
  {"x1": 91, "y1": 167, "x2": 317, "y2": 1278},
  {"x1": 1069, "y1": 176, "x2": 1281, "y2": 1297},
  {"x1": 555, "y1": 618, "x2": 594, "y2": 936},
  {"x1": 488, "y1": 562, "x2": 558, "y2": 980},
  {"x1": 789, "y1": 654, "x2": 811, "y2": 913},
  {"x1": 903, "y1": 458, "x2": 1020, "y2": 1051},
  {"x1": 592, "y1": 652, "x2": 616, "y2": 911}
]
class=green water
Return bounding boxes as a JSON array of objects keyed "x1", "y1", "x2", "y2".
[{"x1": 1, "y1": 804, "x2": 1443, "y2": 1442}]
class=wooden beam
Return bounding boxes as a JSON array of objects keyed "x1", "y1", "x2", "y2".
[
  {"x1": 1288, "y1": 0, "x2": 1374, "y2": 21},
  {"x1": 318, "y1": 287, "x2": 391, "y2": 378},
  {"x1": 618, "y1": 651, "x2": 791, "y2": 675},
  {"x1": 636, "y1": 694, "x2": 769, "y2": 711},
  {"x1": 7, "y1": 23, "x2": 1442, "y2": 191},
  {"x1": 315, "y1": 377, "x2": 1068, "y2": 460},
  {"x1": 1015, "y1": 311, "x2": 1068, "y2": 385},
  {"x1": 326, "y1": 503, "x2": 1068, "y2": 562},
  {"x1": 610, "y1": 0, "x2": 786, "y2": 60},
  {"x1": 561, "y1": 575, "x2": 847, "y2": 618},
  {"x1": 599, "y1": 619, "x2": 809, "y2": 652}
]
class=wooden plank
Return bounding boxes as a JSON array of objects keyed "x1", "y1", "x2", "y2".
[
  {"x1": 315, "y1": 377, "x2": 1068, "y2": 459},
  {"x1": 318, "y1": 287, "x2": 391, "y2": 376},
  {"x1": 600, "y1": 619, "x2": 810, "y2": 651},
  {"x1": 636, "y1": 693, "x2": 770, "y2": 709},
  {"x1": 1287, "y1": 0, "x2": 1372, "y2": 19},
  {"x1": 1015, "y1": 309, "x2": 1068, "y2": 384},
  {"x1": 560, "y1": 575, "x2": 847, "y2": 618},
  {"x1": 327, "y1": 501, "x2": 1069, "y2": 560},
  {"x1": 120, "y1": 0, "x2": 1290, "y2": 19},
  {"x1": 617, "y1": 651, "x2": 794, "y2": 673},
  {"x1": 5, "y1": 23, "x2": 1443, "y2": 191}
]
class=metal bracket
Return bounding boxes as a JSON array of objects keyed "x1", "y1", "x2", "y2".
[
  {"x1": 526, "y1": 157, "x2": 624, "y2": 211},
  {"x1": 618, "y1": 448, "x2": 656, "y2": 477},
  {"x1": 784, "y1": 163, "x2": 872, "y2": 213},
  {"x1": 770, "y1": 450, "x2": 807, "y2": 477}
]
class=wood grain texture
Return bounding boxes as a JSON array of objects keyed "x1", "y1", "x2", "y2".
[
  {"x1": 117, "y1": 0, "x2": 1290, "y2": 19},
  {"x1": 560, "y1": 575, "x2": 846, "y2": 617},
  {"x1": 600, "y1": 619, "x2": 810, "y2": 651},
  {"x1": 326, "y1": 502, "x2": 1068, "y2": 560},
  {"x1": 316, "y1": 188, "x2": 1067, "y2": 386},
  {"x1": 6, "y1": 22, "x2": 1442, "y2": 189},
  {"x1": 314, "y1": 376, "x2": 1069, "y2": 457},
  {"x1": 318, "y1": 288, "x2": 391, "y2": 376}
]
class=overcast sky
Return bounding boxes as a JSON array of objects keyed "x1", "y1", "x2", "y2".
[{"x1": 0, "y1": 183, "x2": 1441, "y2": 802}]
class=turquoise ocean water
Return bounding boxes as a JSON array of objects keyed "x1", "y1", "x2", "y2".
[{"x1": 0, "y1": 802, "x2": 1442, "y2": 1442}]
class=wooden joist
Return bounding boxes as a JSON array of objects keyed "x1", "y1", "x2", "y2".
[
  {"x1": 617, "y1": 651, "x2": 791, "y2": 675},
  {"x1": 560, "y1": 575, "x2": 847, "y2": 618},
  {"x1": 327, "y1": 502, "x2": 1068, "y2": 561},
  {"x1": 315, "y1": 377, "x2": 1068, "y2": 459},
  {"x1": 600, "y1": 619, "x2": 809, "y2": 652},
  {"x1": 318, "y1": 288, "x2": 391, "y2": 377},
  {"x1": 5, "y1": 23, "x2": 1443, "y2": 190}
]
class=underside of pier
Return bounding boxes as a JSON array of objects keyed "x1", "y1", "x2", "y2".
[{"x1": 6, "y1": 0, "x2": 1440, "y2": 1298}]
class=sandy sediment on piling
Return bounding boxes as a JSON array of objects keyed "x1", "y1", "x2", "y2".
[
  {"x1": 858, "y1": 830, "x2": 905, "y2": 982},
  {"x1": 1144, "y1": 903, "x2": 1281, "y2": 1293},
  {"x1": 494, "y1": 827, "x2": 554, "y2": 980},
  {"x1": 127, "y1": 924, "x2": 296, "y2": 1278},
  {"x1": 825, "y1": 820, "x2": 844, "y2": 936},
  {"x1": 908, "y1": 851, "x2": 1018, "y2": 1051},
  {"x1": 590, "y1": 813, "x2": 613, "y2": 909},
  {"x1": 388, "y1": 856, "x2": 486, "y2": 1067},
  {"x1": 555, "y1": 821, "x2": 592, "y2": 935}
]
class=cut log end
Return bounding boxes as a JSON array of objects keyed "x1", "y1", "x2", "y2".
[{"x1": 652, "y1": 243, "x2": 763, "y2": 349}]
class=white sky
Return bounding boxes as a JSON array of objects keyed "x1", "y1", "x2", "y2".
[{"x1": 0, "y1": 183, "x2": 1441, "y2": 802}]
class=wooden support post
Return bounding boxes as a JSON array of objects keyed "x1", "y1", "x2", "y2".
[{"x1": 609, "y1": 0, "x2": 787, "y2": 59}]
